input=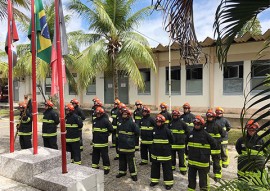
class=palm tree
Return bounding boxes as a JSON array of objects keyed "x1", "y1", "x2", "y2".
[
  {"x1": 68, "y1": 0, "x2": 156, "y2": 99},
  {"x1": 0, "y1": 0, "x2": 30, "y2": 21}
]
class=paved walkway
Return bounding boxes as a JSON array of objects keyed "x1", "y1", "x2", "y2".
[{"x1": 0, "y1": 119, "x2": 238, "y2": 191}]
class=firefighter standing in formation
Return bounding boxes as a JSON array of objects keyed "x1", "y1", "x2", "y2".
[
  {"x1": 70, "y1": 98, "x2": 86, "y2": 151},
  {"x1": 91, "y1": 97, "x2": 100, "y2": 122},
  {"x1": 236, "y1": 120, "x2": 266, "y2": 178},
  {"x1": 150, "y1": 114, "x2": 174, "y2": 190},
  {"x1": 116, "y1": 108, "x2": 140, "y2": 181},
  {"x1": 169, "y1": 110, "x2": 189, "y2": 174},
  {"x1": 65, "y1": 103, "x2": 83, "y2": 165},
  {"x1": 187, "y1": 116, "x2": 217, "y2": 191},
  {"x1": 92, "y1": 107, "x2": 113, "y2": 174},
  {"x1": 215, "y1": 107, "x2": 231, "y2": 168},
  {"x1": 139, "y1": 106, "x2": 155, "y2": 165},
  {"x1": 180, "y1": 103, "x2": 195, "y2": 133},
  {"x1": 42, "y1": 100, "x2": 59, "y2": 150},
  {"x1": 110, "y1": 99, "x2": 120, "y2": 148},
  {"x1": 17, "y1": 102, "x2": 32, "y2": 149},
  {"x1": 204, "y1": 109, "x2": 226, "y2": 182},
  {"x1": 159, "y1": 102, "x2": 171, "y2": 128},
  {"x1": 134, "y1": 100, "x2": 143, "y2": 151}
]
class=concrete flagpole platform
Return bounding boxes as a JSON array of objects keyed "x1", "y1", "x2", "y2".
[{"x1": 0, "y1": 147, "x2": 104, "y2": 191}]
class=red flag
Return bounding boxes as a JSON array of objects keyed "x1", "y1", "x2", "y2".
[{"x1": 51, "y1": 0, "x2": 68, "y2": 96}]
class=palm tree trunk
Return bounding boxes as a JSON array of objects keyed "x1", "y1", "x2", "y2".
[{"x1": 113, "y1": 67, "x2": 118, "y2": 100}]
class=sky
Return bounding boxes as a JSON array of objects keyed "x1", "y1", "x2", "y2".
[{"x1": 1, "y1": 0, "x2": 270, "y2": 50}]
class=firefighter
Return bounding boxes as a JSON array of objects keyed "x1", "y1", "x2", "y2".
[
  {"x1": 110, "y1": 99, "x2": 120, "y2": 148},
  {"x1": 70, "y1": 98, "x2": 86, "y2": 151},
  {"x1": 42, "y1": 100, "x2": 59, "y2": 150},
  {"x1": 139, "y1": 106, "x2": 155, "y2": 165},
  {"x1": 159, "y1": 102, "x2": 171, "y2": 128},
  {"x1": 215, "y1": 107, "x2": 231, "y2": 168},
  {"x1": 91, "y1": 97, "x2": 100, "y2": 123},
  {"x1": 116, "y1": 108, "x2": 140, "y2": 181},
  {"x1": 180, "y1": 102, "x2": 195, "y2": 133},
  {"x1": 65, "y1": 103, "x2": 83, "y2": 165},
  {"x1": 150, "y1": 114, "x2": 174, "y2": 190},
  {"x1": 169, "y1": 110, "x2": 189, "y2": 174},
  {"x1": 17, "y1": 102, "x2": 32, "y2": 149},
  {"x1": 134, "y1": 100, "x2": 143, "y2": 151},
  {"x1": 187, "y1": 116, "x2": 217, "y2": 191},
  {"x1": 236, "y1": 120, "x2": 266, "y2": 179},
  {"x1": 204, "y1": 109, "x2": 226, "y2": 182},
  {"x1": 92, "y1": 107, "x2": 114, "y2": 174}
]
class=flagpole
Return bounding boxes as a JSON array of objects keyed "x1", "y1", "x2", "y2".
[
  {"x1": 31, "y1": 0, "x2": 38, "y2": 154},
  {"x1": 7, "y1": 0, "x2": 14, "y2": 153},
  {"x1": 55, "y1": 0, "x2": 67, "y2": 173}
]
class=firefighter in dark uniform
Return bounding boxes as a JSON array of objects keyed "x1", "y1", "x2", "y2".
[
  {"x1": 17, "y1": 102, "x2": 32, "y2": 149},
  {"x1": 204, "y1": 109, "x2": 226, "y2": 182},
  {"x1": 180, "y1": 102, "x2": 195, "y2": 133},
  {"x1": 70, "y1": 98, "x2": 86, "y2": 151},
  {"x1": 169, "y1": 110, "x2": 189, "y2": 174},
  {"x1": 139, "y1": 106, "x2": 155, "y2": 165},
  {"x1": 65, "y1": 103, "x2": 83, "y2": 165},
  {"x1": 110, "y1": 99, "x2": 120, "y2": 148},
  {"x1": 116, "y1": 108, "x2": 140, "y2": 181},
  {"x1": 90, "y1": 97, "x2": 100, "y2": 123},
  {"x1": 92, "y1": 107, "x2": 114, "y2": 174},
  {"x1": 159, "y1": 102, "x2": 171, "y2": 128},
  {"x1": 134, "y1": 100, "x2": 143, "y2": 151},
  {"x1": 215, "y1": 107, "x2": 231, "y2": 168},
  {"x1": 42, "y1": 100, "x2": 59, "y2": 150},
  {"x1": 150, "y1": 114, "x2": 174, "y2": 190},
  {"x1": 236, "y1": 120, "x2": 266, "y2": 179},
  {"x1": 187, "y1": 116, "x2": 217, "y2": 191},
  {"x1": 114, "y1": 102, "x2": 126, "y2": 160}
]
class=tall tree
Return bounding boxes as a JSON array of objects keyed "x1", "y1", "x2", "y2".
[
  {"x1": 0, "y1": 0, "x2": 30, "y2": 21},
  {"x1": 237, "y1": 17, "x2": 262, "y2": 37},
  {"x1": 68, "y1": 0, "x2": 156, "y2": 99}
]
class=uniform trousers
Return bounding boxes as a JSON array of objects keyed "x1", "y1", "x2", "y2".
[
  {"x1": 172, "y1": 148, "x2": 187, "y2": 172},
  {"x1": 19, "y1": 135, "x2": 32, "y2": 149},
  {"x1": 151, "y1": 160, "x2": 173, "y2": 186},
  {"x1": 92, "y1": 147, "x2": 110, "y2": 170},
  {"x1": 118, "y1": 152, "x2": 137, "y2": 176},
  {"x1": 221, "y1": 144, "x2": 229, "y2": 166},
  {"x1": 66, "y1": 141, "x2": 81, "y2": 164},
  {"x1": 140, "y1": 144, "x2": 152, "y2": 163},
  {"x1": 188, "y1": 166, "x2": 209, "y2": 191},
  {"x1": 43, "y1": 136, "x2": 58, "y2": 150}
]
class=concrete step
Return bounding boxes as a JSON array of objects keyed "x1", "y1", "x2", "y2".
[{"x1": 0, "y1": 175, "x2": 40, "y2": 191}]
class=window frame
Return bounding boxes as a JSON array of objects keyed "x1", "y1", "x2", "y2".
[
  {"x1": 186, "y1": 64, "x2": 203, "y2": 95},
  {"x1": 251, "y1": 60, "x2": 270, "y2": 93},
  {"x1": 86, "y1": 78, "x2": 96, "y2": 95},
  {"x1": 165, "y1": 66, "x2": 181, "y2": 95},
  {"x1": 44, "y1": 75, "x2": 51, "y2": 95},
  {"x1": 138, "y1": 68, "x2": 151, "y2": 95}
]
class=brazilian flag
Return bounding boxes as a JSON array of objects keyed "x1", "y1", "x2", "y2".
[{"x1": 28, "y1": 0, "x2": 52, "y2": 64}]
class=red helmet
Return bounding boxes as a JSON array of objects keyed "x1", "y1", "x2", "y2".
[
  {"x1": 172, "y1": 110, "x2": 181, "y2": 117},
  {"x1": 45, "y1": 100, "x2": 54, "y2": 107},
  {"x1": 118, "y1": 103, "x2": 126, "y2": 110},
  {"x1": 206, "y1": 109, "x2": 216, "y2": 118},
  {"x1": 114, "y1": 99, "x2": 120, "y2": 105},
  {"x1": 122, "y1": 108, "x2": 131, "y2": 116},
  {"x1": 156, "y1": 114, "x2": 166, "y2": 123},
  {"x1": 92, "y1": 97, "x2": 100, "y2": 103},
  {"x1": 183, "y1": 103, "x2": 191, "y2": 109},
  {"x1": 19, "y1": 102, "x2": 27, "y2": 108},
  {"x1": 95, "y1": 107, "x2": 105, "y2": 115},
  {"x1": 246, "y1": 120, "x2": 259, "y2": 129},
  {"x1": 142, "y1": 106, "x2": 151, "y2": 114},
  {"x1": 215, "y1": 107, "x2": 224, "y2": 114},
  {"x1": 193, "y1": 115, "x2": 205, "y2": 125},
  {"x1": 95, "y1": 100, "x2": 103, "y2": 107},
  {"x1": 70, "y1": 98, "x2": 79, "y2": 105},
  {"x1": 135, "y1": 100, "x2": 143, "y2": 105},
  {"x1": 65, "y1": 103, "x2": 74, "y2": 111},
  {"x1": 160, "y1": 102, "x2": 168, "y2": 109}
]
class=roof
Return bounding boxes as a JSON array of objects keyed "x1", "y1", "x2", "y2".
[{"x1": 153, "y1": 29, "x2": 270, "y2": 52}]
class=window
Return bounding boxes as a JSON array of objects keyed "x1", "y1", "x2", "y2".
[
  {"x1": 69, "y1": 73, "x2": 77, "y2": 95},
  {"x1": 251, "y1": 60, "x2": 270, "y2": 92},
  {"x1": 186, "y1": 65, "x2": 203, "y2": 95},
  {"x1": 45, "y1": 76, "x2": 51, "y2": 95},
  {"x1": 138, "y1": 69, "x2": 151, "y2": 94},
  {"x1": 166, "y1": 66, "x2": 180, "y2": 94},
  {"x1": 223, "y1": 62, "x2": 243, "y2": 94},
  {"x1": 86, "y1": 78, "x2": 96, "y2": 95}
]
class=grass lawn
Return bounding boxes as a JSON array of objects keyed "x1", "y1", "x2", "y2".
[{"x1": 228, "y1": 128, "x2": 242, "y2": 145}]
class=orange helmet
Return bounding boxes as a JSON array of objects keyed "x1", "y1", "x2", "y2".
[
  {"x1": 122, "y1": 108, "x2": 131, "y2": 116},
  {"x1": 206, "y1": 109, "x2": 216, "y2": 118},
  {"x1": 172, "y1": 110, "x2": 181, "y2": 117},
  {"x1": 155, "y1": 114, "x2": 166, "y2": 123},
  {"x1": 95, "y1": 107, "x2": 105, "y2": 115},
  {"x1": 215, "y1": 107, "x2": 224, "y2": 114},
  {"x1": 135, "y1": 100, "x2": 143, "y2": 105},
  {"x1": 118, "y1": 103, "x2": 126, "y2": 110},
  {"x1": 246, "y1": 120, "x2": 259, "y2": 129},
  {"x1": 183, "y1": 102, "x2": 191, "y2": 109},
  {"x1": 45, "y1": 100, "x2": 54, "y2": 107},
  {"x1": 142, "y1": 106, "x2": 151, "y2": 114},
  {"x1": 193, "y1": 115, "x2": 205, "y2": 125},
  {"x1": 19, "y1": 102, "x2": 27, "y2": 108},
  {"x1": 95, "y1": 100, "x2": 103, "y2": 107},
  {"x1": 114, "y1": 99, "x2": 120, "y2": 105},
  {"x1": 70, "y1": 98, "x2": 79, "y2": 105},
  {"x1": 92, "y1": 97, "x2": 100, "y2": 103},
  {"x1": 65, "y1": 103, "x2": 74, "y2": 111},
  {"x1": 160, "y1": 102, "x2": 168, "y2": 109}
]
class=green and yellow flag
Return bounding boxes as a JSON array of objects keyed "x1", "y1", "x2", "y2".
[{"x1": 28, "y1": 0, "x2": 52, "y2": 64}]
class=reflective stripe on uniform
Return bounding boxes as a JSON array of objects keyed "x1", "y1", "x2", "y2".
[
  {"x1": 171, "y1": 144, "x2": 185, "y2": 149},
  {"x1": 111, "y1": 115, "x2": 117, "y2": 118},
  {"x1": 186, "y1": 123, "x2": 194, "y2": 127},
  {"x1": 42, "y1": 119, "x2": 55, "y2": 123},
  {"x1": 66, "y1": 137, "x2": 80, "y2": 142},
  {"x1": 66, "y1": 124, "x2": 79, "y2": 128},
  {"x1": 180, "y1": 166, "x2": 187, "y2": 172},
  {"x1": 211, "y1": 149, "x2": 221, "y2": 155},
  {"x1": 93, "y1": 143, "x2": 108, "y2": 147},
  {"x1": 18, "y1": 132, "x2": 32, "y2": 136},
  {"x1": 93, "y1": 128, "x2": 108, "y2": 132},
  {"x1": 141, "y1": 140, "x2": 153, "y2": 144},
  {"x1": 242, "y1": 149, "x2": 264, "y2": 156},
  {"x1": 119, "y1": 148, "x2": 135, "y2": 152},
  {"x1": 215, "y1": 173, "x2": 222, "y2": 178},
  {"x1": 141, "y1": 126, "x2": 154, "y2": 130},
  {"x1": 92, "y1": 164, "x2": 99, "y2": 168},
  {"x1": 153, "y1": 139, "x2": 169, "y2": 144},
  {"x1": 42, "y1": 132, "x2": 57, "y2": 137},
  {"x1": 165, "y1": 120, "x2": 170, "y2": 124},
  {"x1": 151, "y1": 178, "x2": 159, "y2": 183},
  {"x1": 188, "y1": 142, "x2": 210, "y2": 149},
  {"x1": 113, "y1": 125, "x2": 117, "y2": 129},
  {"x1": 135, "y1": 116, "x2": 142, "y2": 120},
  {"x1": 119, "y1": 131, "x2": 134, "y2": 135},
  {"x1": 21, "y1": 118, "x2": 31, "y2": 123},
  {"x1": 104, "y1": 166, "x2": 110, "y2": 170},
  {"x1": 73, "y1": 161, "x2": 81, "y2": 165},
  {"x1": 188, "y1": 159, "x2": 209, "y2": 168},
  {"x1": 221, "y1": 140, "x2": 228, "y2": 144},
  {"x1": 188, "y1": 188, "x2": 195, "y2": 191},
  {"x1": 151, "y1": 154, "x2": 171, "y2": 161},
  {"x1": 209, "y1": 133, "x2": 221, "y2": 138},
  {"x1": 171, "y1": 129, "x2": 185, "y2": 134},
  {"x1": 164, "y1": 180, "x2": 174, "y2": 186}
]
